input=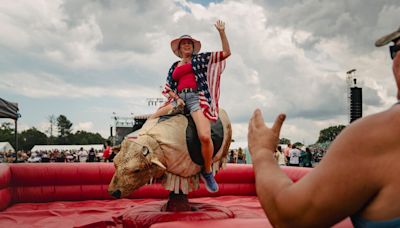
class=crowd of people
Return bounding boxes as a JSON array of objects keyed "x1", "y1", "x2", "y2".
[
  {"x1": 274, "y1": 143, "x2": 325, "y2": 167},
  {"x1": 1, "y1": 142, "x2": 325, "y2": 166},
  {"x1": 0, "y1": 143, "x2": 117, "y2": 163},
  {"x1": 228, "y1": 147, "x2": 247, "y2": 164}
]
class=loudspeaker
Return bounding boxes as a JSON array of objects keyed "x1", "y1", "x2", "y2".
[{"x1": 350, "y1": 87, "x2": 362, "y2": 123}]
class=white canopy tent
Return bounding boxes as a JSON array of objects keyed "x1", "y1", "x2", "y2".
[
  {"x1": 0, "y1": 142, "x2": 15, "y2": 153},
  {"x1": 31, "y1": 144, "x2": 104, "y2": 152}
]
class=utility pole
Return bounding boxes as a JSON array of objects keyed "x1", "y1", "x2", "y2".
[
  {"x1": 112, "y1": 112, "x2": 117, "y2": 146},
  {"x1": 48, "y1": 115, "x2": 55, "y2": 144}
]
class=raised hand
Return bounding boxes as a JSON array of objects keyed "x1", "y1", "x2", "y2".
[
  {"x1": 248, "y1": 109, "x2": 286, "y2": 157},
  {"x1": 214, "y1": 20, "x2": 226, "y2": 33}
]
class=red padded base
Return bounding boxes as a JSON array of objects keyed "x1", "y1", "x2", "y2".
[
  {"x1": 122, "y1": 201, "x2": 234, "y2": 228},
  {"x1": 150, "y1": 218, "x2": 355, "y2": 228},
  {"x1": 0, "y1": 196, "x2": 263, "y2": 227}
]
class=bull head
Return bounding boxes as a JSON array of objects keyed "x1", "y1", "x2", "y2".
[{"x1": 108, "y1": 136, "x2": 166, "y2": 198}]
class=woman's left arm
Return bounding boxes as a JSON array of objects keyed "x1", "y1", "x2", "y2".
[{"x1": 215, "y1": 20, "x2": 231, "y2": 59}]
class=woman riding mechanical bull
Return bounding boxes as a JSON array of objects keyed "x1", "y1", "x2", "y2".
[
  {"x1": 149, "y1": 20, "x2": 231, "y2": 193},
  {"x1": 108, "y1": 20, "x2": 231, "y2": 197}
]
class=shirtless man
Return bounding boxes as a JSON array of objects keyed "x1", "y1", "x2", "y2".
[{"x1": 248, "y1": 26, "x2": 400, "y2": 227}]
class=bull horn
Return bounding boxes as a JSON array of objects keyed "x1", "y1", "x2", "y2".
[{"x1": 151, "y1": 158, "x2": 166, "y2": 170}]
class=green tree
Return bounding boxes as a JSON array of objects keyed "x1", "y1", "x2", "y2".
[
  {"x1": 19, "y1": 128, "x2": 48, "y2": 151},
  {"x1": 317, "y1": 125, "x2": 346, "y2": 143},
  {"x1": 71, "y1": 130, "x2": 105, "y2": 145},
  {"x1": 293, "y1": 142, "x2": 303, "y2": 148},
  {"x1": 0, "y1": 122, "x2": 15, "y2": 147},
  {"x1": 56, "y1": 115, "x2": 73, "y2": 144},
  {"x1": 279, "y1": 138, "x2": 291, "y2": 145}
]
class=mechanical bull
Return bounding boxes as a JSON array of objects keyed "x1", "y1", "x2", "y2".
[{"x1": 108, "y1": 109, "x2": 232, "y2": 198}]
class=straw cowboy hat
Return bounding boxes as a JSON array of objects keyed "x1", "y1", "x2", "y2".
[
  {"x1": 375, "y1": 26, "x2": 400, "y2": 47},
  {"x1": 170, "y1": 35, "x2": 201, "y2": 57}
]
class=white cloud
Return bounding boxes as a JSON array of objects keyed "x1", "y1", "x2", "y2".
[
  {"x1": 231, "y1": 123, "x2": 248, "y2": 142},
  {"x1": 75, "y1": 121, "x2": 94, "y2": 132},
  {"x1": 0, "y1": 72, "x2": 158, "y2": 99}
]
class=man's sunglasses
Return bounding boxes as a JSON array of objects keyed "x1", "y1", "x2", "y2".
[{"x1": 390, "y1": 44, "x2": 400, "y2": 59}]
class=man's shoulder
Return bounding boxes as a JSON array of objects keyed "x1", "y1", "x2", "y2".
[
  {"x1": 328, "y1": 107, "x2": 399, "y2": 158},
  {"x1": 387, "y1": 103, "x2": 400, "y2": 122},
  {"x1": 350, "y1": 106, "x2": 400, "y2": 133}
]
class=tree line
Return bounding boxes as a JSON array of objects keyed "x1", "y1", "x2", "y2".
[
  {"x1": 1, "y1": 112, "x2": 346, "y2": 152},
  {"x1": 279, "y1": 124, "x2": 346, "y2": 147},
  {"x1": 0, "y1": 114, "x2": 106, "y2": 151}
]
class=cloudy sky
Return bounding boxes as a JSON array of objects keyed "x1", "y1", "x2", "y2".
[{"x1": 1, "y1": 0, "x2": 399, "y2": 145}]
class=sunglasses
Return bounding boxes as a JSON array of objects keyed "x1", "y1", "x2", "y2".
[{"x1": 390, "y1": 44, "x2": 400, "y2": 59}]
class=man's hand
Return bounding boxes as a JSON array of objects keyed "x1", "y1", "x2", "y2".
[
  {"x1": 214, "y1": 20, "x2": 225, "y2": 33},
  {"x1": 248, "y1": 109, "x2": 286, "y2": 158}
]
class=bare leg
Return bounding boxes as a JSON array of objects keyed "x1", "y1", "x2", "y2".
[
  {"x1": 149, "y1": 104, "x2": 174, "y2": 119},
  {"x1": 191, "y1": 110, "x2": 213, "y2": 173}
]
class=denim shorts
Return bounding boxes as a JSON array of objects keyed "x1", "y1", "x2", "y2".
[{"x1": 172, "y1": 91, "x2": 201, "y2": 114}]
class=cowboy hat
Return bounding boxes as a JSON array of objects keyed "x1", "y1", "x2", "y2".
[
  {"x1": 375, "y1": 26, "x2": 400, "y2": 47},
  {"x1": 170, "y1": 35, "x2": 201, "y2": 57}
]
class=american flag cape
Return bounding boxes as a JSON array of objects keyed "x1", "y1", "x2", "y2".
[{"x1": 161, "y1": 51, "x2": 226, "y2": 121}]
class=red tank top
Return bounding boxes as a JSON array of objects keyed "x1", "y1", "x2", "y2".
[{"x1": 172, "y1": 63, "x2": 197, "y2": 92}]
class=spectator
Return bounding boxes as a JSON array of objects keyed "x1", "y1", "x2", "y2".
[
  {"x1": 14, "y1": 151, "x2": 20, "y2": 163},
  {"x1": 28, "y1": 152, "x2": 41, "y2": 163},
  {"x1": 87, "y1": 148, "x2": 96, "y2": 162},
  {"x1": 55, "y1": 152, "x2": 66, "y2": 163},
  {"x1": 274, "y1": 146, "x2": 286, "y2": 166},
  {"x1": 41, "y1": 152, "x2": 50, "y2": 163},
  {"x1": 237, "y1": 147, "x2": 246, "y2": 164},
  {"x1": 78, "y1": 147, "x2": 88, "y2": 163},
  {"x1": 283, "y1": 143, "x2": 291, "y2": 165},
  {"x1": 288, "y1": 145, "x2": 300, "y2": 166},
  {"x1": 65, "y1": 151, "x2": 74, "y2": 162},
  {"x1": 301, "y1": 147, "x2": 313, "y2": 167},
  {"x1": 228, "y1": 150, "x2": 236, "y2": 163},
  {"x1": 108, "y1": 148, "x2": 118, "y2": 162},
  {"x1": 102, "y1": 141, "x2": 111, "y2": 162},
  {"x1": 9, "y1": 150, "x2": 17, "y2": 163}
]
